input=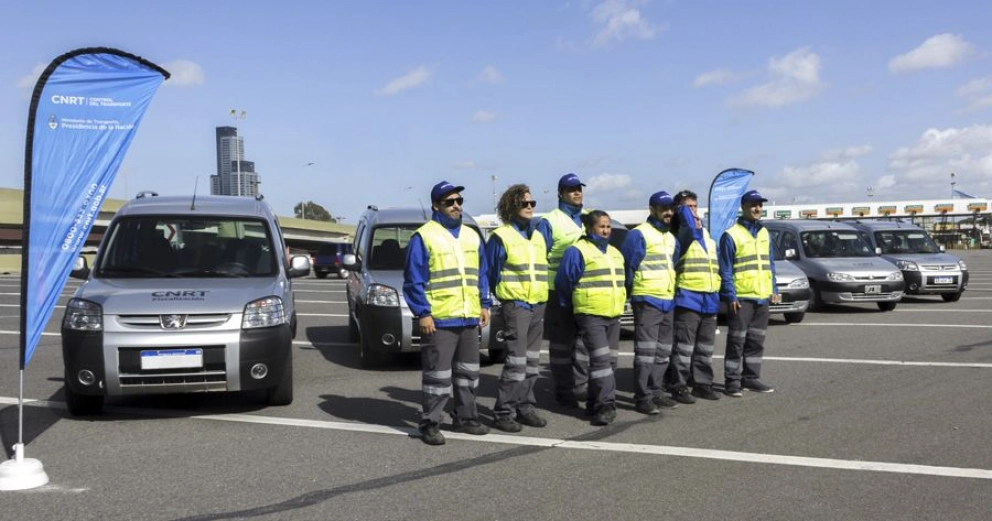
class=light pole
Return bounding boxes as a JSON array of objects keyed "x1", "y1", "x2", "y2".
[
  {"x1": 301, "y1": 162, "x2": 314, "y2": 219},
  {"x1": 867, "y1": 186, "x2": 874, "y2": 199},
  {"x1": 491, "y1": 175, "x2": 498, "y2": 210},
  {"x1": 230, "y1": 109, "x2": 246, "y2": 197},
  {"x1": 950, "y1": 172, "x2": 956, "y2": 198}
]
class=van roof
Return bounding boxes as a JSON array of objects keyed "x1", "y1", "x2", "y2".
[
  {"x1": 362, "y1": 207, "x2": 479, "y2": 227},
  {"x1": 847, "y1": 220, "x2": 921, "y2": 231},
  {"x1": 764, "y1": 219, "x2": 857, "y2": 231},
  {"x1": 117, "y1": 195, "x2": 275, "y2": 220}
]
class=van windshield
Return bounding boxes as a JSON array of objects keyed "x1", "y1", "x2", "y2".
[
  {"x1": 368, "y1": 225, "x2": 419, "y2": 270},
  {"x1": 96, "y1": 216, "x2": 277, "y2": 278},
  {"x1": 800, "y1": 230, "x2": 875, "y2": 258},
  {"x1": 874, "y1": 230, "x2": 940, "y2": 254}
]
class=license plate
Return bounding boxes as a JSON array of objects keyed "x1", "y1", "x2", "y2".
[
  {"x1": 140, "y1": 348, "x2": 203, "y2": 370},
  {"x1": 934, "y1": 276, "x2": 953, "y2": 284},
  {"x1": 864, "y1": 284, "x2": 882, "y2": 294}
]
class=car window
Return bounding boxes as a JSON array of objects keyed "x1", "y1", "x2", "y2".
[
  {"x1": 368, "y1": 225, "x2": 419, "y2": 270},
  {"x1": 96, "y1": 216, "x2": 276, "y2": 277},
  {"x1": 800, "y1": 230, "x2": 874, "y2": 258},
  {"x1": 780, "y1": 231, "x2": 799, "y2": 257},
  {"x1": 874, "y1": 230, "x2": 940, "y2": 254}
]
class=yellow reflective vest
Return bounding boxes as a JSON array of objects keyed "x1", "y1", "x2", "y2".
[
  {"x1": 492, "y1": 225, "x2": 549, "y2": 304},
  {"x1": 675, "y1": 228, "x2": 720, "y2": 293},
  {"x1": 541, "y1": 208, "x2": 585, "y2": 291},
  {"x1": 571, "y1": 239, "x2": 626, "y2": 318},
  {"x1": 631, "y1": 223, "x2": 676, "y2": 299},
  {"x1": 726, "y1": 223, "x2": 774, "y2": 299},
  {"x1": 417, "y1": 220, "x2": 482, "y2": 320}
]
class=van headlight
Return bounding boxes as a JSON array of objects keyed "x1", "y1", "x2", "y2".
[
  {"x1": 827, "y1": 272, "x2": 854, "y2": 282},
  {"x1": 242, "y1": 296, "x2": 286, "y2": 329},
  {"x1": 367, "y1": 284, "x2": 399, "y2": 307},
  {"x1": 887, "y1": 271, "x2": 904, "y2": 281},
  {"x1": 788, "y1": 278, "x2": 809, "y2": 289},
  {"x1": 63, "y1": 298, "x2": 102, "y2": 331},
  {"x1": 895, "y1": 260, "x2": 918, "y2": 271},
  {"x1": 958, "y1": 260, "x2": 968, "y2": 271}
]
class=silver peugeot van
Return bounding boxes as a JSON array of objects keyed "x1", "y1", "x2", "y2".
[
  {"x1": 764, "y1": 220, "x2": 904, "y2": 311},
  {"x1": 61, "y1": 192, "x2": 311, "y2": 415},
  {"x1": 849, "y1": 220, "x2": 969, "y2": 302}
]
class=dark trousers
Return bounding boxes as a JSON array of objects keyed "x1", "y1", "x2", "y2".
[
  {"x1": 420, "y1": 326, "x2": 480, "y2": 426},
  {"x1": 632, "y1": 302, "x2": 674, "y2": 405},
  {"x1": 546, "y1": 290, "x2": 589, "y2": 397},
  {"x1": 575, "y1": 314, "x2": 618, "y2": 412},
  {"x1": 669, "y1": 307, "x2": 717, "y2": 389},
  {"x1": 494, "y1": 302, "x2": 546, "y2": 418},
  {"x1": 724, "y1": 300, "x2": 770, "y2": 388}
]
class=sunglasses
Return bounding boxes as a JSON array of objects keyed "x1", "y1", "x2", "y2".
[
  {"x1": 519, "y1": 200, "x2": 538, "y2": 208},
  {"x1": 440, "y1": 197, "x2": 464, "y2": 208}
]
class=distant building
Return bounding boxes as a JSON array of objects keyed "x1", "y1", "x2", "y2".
[{"x1": 209, "y1": 126, "x2": 261, "y2": 197}]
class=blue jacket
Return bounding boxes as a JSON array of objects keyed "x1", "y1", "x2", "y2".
[
  {"x1": 719, "y1": 218, "x2": 779, "y2": 304},
  {"x1": 620, "y1": 216, "x2": 679, "y2": 313},
  {"x1": 554, "y1": 233, "x2": 611, "y2": 309},
  {"x1": 403, "y1": 210, "x2": 492, "y2": 328},
  {"x1": 485, "y1": 217, "x2": 538, "y2": 310},
  {"x1": 535, "y1": 201, "x2": 583, "y2": 255},
  {"x1": 673, "y1": 205, "x2": 719, "y2": 314}
]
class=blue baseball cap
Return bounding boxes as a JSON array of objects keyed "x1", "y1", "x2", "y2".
[
  {"x1": 649, "y1": 191, "x2": 674, "y2": 207},
  {"x1": 430, "y1": 180, "x2": 465, "y2": 202},
  {"x1": 741, "y1": 189, "x2": 768, "y2": 204},
  {"x1": 558, "y1": 173, "x2": 585, "y2": 190}
]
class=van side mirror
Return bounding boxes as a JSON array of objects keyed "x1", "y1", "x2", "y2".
[
  {"x1": 784, "y1": 248, "x2": 797, "y2": 260},
  {"x1": 342, "y1": 253, "x2": 360, "y2": 271},
  {"x1": 288, "y1": 255, "x2": 311, "y2": 278},
  {"x1": 70, "y1": 256, "x2": 90, "y2": 279}
]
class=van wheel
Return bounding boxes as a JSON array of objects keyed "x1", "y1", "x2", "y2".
[
  {"x1": 359, "y1": 328, "x2": 386, "y2": 369},
  {"x1": 877, "y1": 302, "x2": 897, "y2": 312},
  {"x1": 487, "y1": 347, "x2": 508, "y2": 364},
  {"x1": 941, "y1": 292, "x2": 962, "y2": 302},
  {"x1": 265, "y1": 352, "x2": 294, "y2": 406},
  {"x1": 783, "y1": 312, "x2": 805, "y2": 323},
  {"x1": 348, "y1": 313, "x2": 359, "y2": 342},
  {"x1": 64, "y1": 383, "x2": 104, "y2": 416},
  {"x1": 315, "y1": 272, "x2": 327, "y2": 279}
]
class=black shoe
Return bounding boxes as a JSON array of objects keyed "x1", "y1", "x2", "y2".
[
  {"x1": 652, "y1": 395, "x2": 679, "y2": 409},
  {"x1": 492, "y1": 417, "x2": 522, "y2": 433},
  {"x1": 574, "y1": 389, "x2": 589, "y2": 403},
  {"x1": 516, "y1": 410, "x2": 548, "y2": 428},
  {"x1": 671, "y1": 387, "x2": 697, "y2": 404},
  {"x1": 591, "y1": 407, "x2": 617, "y2": 426},
  {"x1": 419, "y1": 423, "x2": 445, "y2": 446},
  {"x1": 555, "y1": 393, "x2": 579, "y2": 408},
  {"x1": 691, "y1": 384, "x2": 721, "y2": 401},
  {"x1": 452, "y1": 419, "x2": 490, "y2": 435},
  {"x1": 743, "y1": 379, "x2": 775, "y2": 393},
  {"x1": 634, "y1": 401, "x2": 661, "y2": 415},
  {"x1": 724, "y1": 384, "x2": 743, "y2": 398}
]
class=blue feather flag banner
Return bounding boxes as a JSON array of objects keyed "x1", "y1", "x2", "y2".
[
  {"x1": 707, "y1": 168, "x2": 754, "y2": 247},
  {"x1": 20, "y1": 48, "x2": 169, "y2": 368}
]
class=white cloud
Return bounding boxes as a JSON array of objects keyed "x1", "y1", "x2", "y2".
[
  {"x1": 161, "y1": 59, "x2": 204, "y2": 87},
  {"x1": 453, "y1": 160, "x2": 477, "y2": 169},
  {"x1": 477, "y1": 65, "x2": 504, "y2": 84},
  {"x1": 16, "y1": 63, "x2": 46, "y2": 90},
  {"x1": 876, "y1": 175, "x2": 897, "y2": 189},
  {"x1": 730, "y1": 47, "x2": 823, "y2": 108},
  {"x1": 889, "y1": 125, "x2": 992, "y2": 182},
  {"x1": 956, "y1": 76, "x2": 992, "y2": 97},
  {"x1": 693, "y1": 69, "x2": 739, "y2": 88},
  {"x1": 888, "y1": 33, "x2": 974, "y2": 73},
  {"x1": 376, "y1": 65, "x2": 431, "y2": 95},
  {"x1": 778, "y1": 160, "x2": 861, "y2": 189},
  {"x1": 964, "y1": 94, "x2": 992, "y2": 113},
  {"x1": 821, "y1": 145, "x2": 873, "y2": 161},
  {"x1": 471, "y1": 110, "x2": 498, "y2": 123},
  {"x1": 591, "y1": 0, "x2": 660, "y2": 46},
  {"x1": 585, "y1": 173, "x2": 632, "y2": 192}
]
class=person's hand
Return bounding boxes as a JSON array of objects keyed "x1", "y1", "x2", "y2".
[
  {"x1": 480, "y1": 308, "x2": 491, "y2": 328},
  {"x1": 729, "y1": 300, "x2": 741, "y2": 316},
  {"x1": 770, "y1": 293, "x2": 781, "y2": 305},
  {"x1": 418, "y1": 316, "x2": 435, "y2": 336}
]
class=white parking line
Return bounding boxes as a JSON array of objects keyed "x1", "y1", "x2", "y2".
[{"x1": 1, "y1": 396, "x2": 989, "y2": 480}]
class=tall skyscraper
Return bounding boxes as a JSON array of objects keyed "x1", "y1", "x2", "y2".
[{"x1": 210, "y1": 126, "x2": 261, "y2": 197}]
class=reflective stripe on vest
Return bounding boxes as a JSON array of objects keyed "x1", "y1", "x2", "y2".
[
  {"x1": 572, "y1": 239, "x2": 626, "y2": 317},
  {"x1": 631, "y1": 222, "x2": 676, "y2": 299},
  {"x1": 542, "y1": 208, "x2": 584, "y2": 291},
  {"x1": 492, "y1": 225, "x2": 549, "y2": 304},
  {"x1": 726, "y1": 224, "x2": 774, "y2": 299},
  {"x1": 417, "y1": 220, "x2": 482, "y2": 320},
  {"x1": 675, "y1": 228, "x2": 720, "y2": 293}
]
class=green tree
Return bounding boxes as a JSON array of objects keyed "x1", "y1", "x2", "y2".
[{"x1": 294, "y1": 201, "x2": 334, "y2": 222}]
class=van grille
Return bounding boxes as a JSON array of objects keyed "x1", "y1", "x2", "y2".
[
  {"x1": 117, "y1": 345, "x2": 226, "y2": 388},
  {"x1": 920, "y1": 264, "x2": 958, "y2": 271},
  {"x1": 117, "y1": 314, "x2": 232, "y2": 329},
  {"x1": 119, "y1": 372, "x2": 226, "y2": 388},
  {"x1": 852, "y1": 275, "x2": 890, "y2": 281}
]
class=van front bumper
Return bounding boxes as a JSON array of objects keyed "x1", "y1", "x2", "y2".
[{"x1": 818, "y1": 280, "x2": 904, "y2": 303}]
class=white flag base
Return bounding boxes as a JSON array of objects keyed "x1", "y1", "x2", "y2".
[{"x1": 0, "y1": 444, "x2": 49, "y2": 491}]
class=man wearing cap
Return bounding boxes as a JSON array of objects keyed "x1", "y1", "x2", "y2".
[
  {"x1": 535, "y1": 173, "x2": 591, "y2": 408},
  {"x1": 719, "y1": 189, "x2": 779, "y2": 397},
  {"x1": 621, "y1": 191, "x2": 682, "y2": 415},
  {"x1": 404, "y1": 181, "x2": 493, "y2": 446}
]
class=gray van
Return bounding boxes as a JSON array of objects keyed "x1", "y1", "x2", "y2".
[
  {"x1": 61, "y1": 193, "x2": 311, "y2": 415},
  {"x1": 764, "y1": 220, "x2": 904, "y2": 311},
  {"x1": 849, "y1": 220, "x2": 969, "y2": 302},
  {"x1": 343, "y1": 206, "x2": 504, "y2": 368}
]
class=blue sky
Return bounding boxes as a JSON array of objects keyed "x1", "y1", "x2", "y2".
[{"x1": 2, "y1": 1, "x2": 991, "y2": 221}]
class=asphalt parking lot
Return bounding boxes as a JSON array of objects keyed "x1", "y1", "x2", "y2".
[{"x1": 1, "y1": 250, "x2": 990, "y2": 520}]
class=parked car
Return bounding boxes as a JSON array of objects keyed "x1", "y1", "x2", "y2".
[
  {"x1": 715, "y1": 241, "x2": 810, "y2": 323},
  {"x1": 343, "y1": 206, "x2": 504, "y2": 368},
  {"x1": 849, "y1": 220, "x2": 969, "y2": 302},
  {"x1": 764, "y1": 220, "x2": 904, "y2": 311},
  {"x1": 62, "y1": 192, "x2": 310, "y2": 415},
  {"x1": 313, "y1": 241, "x2": 352, "y2": 279}
]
